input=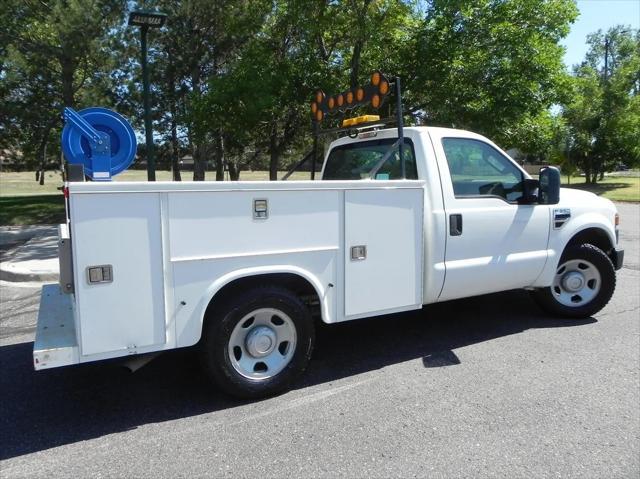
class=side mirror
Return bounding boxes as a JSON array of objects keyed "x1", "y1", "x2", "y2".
[
  {"x1": 519, "y1": 178, "x2": 539, "y2": 204},
  {"x1": 538, "y1": 166, "x2": 561, "y2": 205}
]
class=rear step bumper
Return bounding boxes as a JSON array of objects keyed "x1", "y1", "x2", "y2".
[{"x1": 33, "y1": 284, "x2": 79, "y2": 370}]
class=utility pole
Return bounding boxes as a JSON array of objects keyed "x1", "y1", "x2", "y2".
[
  {"x1": 128, "y1": 10, "x2": 167, "y2": 182},
  {"x1": 140, "y1": 25, "x2": 154, "y2": 181}
]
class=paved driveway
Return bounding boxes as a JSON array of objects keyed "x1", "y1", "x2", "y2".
[{"x1": 1, "y1": 203, "x2": 638, "y2": 478}]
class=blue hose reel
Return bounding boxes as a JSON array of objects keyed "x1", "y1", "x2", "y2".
[{"x1": 61, "y1": 107, "x2": 137, "y2": 181}]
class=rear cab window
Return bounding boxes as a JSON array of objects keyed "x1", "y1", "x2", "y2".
[{"x1": 322, "y1": 138, "x2": 418, "y2": 180}]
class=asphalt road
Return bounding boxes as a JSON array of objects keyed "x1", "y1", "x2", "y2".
[{"x1": 1, "y1": 203, "x2": 638, "y2": 478}]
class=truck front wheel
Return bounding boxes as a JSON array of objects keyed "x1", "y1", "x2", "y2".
[
  {"x1": 200, "y1": 286, "x2": 315, "y2": 399},
  {"x1": 531, "y1": 243, "x2": 616, "y2": 318}
]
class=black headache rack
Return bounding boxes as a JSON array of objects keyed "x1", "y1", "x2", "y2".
[{"x1": 282, "y1": 72, "x2": 406, "y2": 181}]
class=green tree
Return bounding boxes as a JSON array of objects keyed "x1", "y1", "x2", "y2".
[
  {"x1": 196, "y1": 0, "x2": 421, "y2": 180},
  {"x1": 410, "y1": 0, "x2": 577, "y2": 150},
  {"x1": 0, "y1": 0, "x2": 126, "y2": 182},
  {"x1": 562, "y1": 27, "x2": 639, "y2": 183},
  {"x1": 152, "y1": 0, "x2": 270, "y2": 181}
]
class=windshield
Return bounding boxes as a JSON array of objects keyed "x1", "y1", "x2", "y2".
[{"x1": 322, "y1": 138, "x2": 417, "y2": 180}]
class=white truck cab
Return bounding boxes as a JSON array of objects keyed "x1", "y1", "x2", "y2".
[{"x1": 34, "y1": 89, "x2": 624, "y2": 398}]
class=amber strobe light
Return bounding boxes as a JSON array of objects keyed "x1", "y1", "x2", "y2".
[{"x1": 310, "y1": 70, "x2": 391, "y2": 123}]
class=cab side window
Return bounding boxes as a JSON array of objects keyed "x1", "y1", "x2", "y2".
[{"x1": 442, "y1": 138, "x2": 524, "y2": 202}]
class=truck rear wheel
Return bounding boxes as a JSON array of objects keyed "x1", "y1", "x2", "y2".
[
  {"x1": 531, "y1": 243, "x2": 615, "y2": 318},
  {"x1": 200, "y1": 286, "x2": 315, "y2": 399}
]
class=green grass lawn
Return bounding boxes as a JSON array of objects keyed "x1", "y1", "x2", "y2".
[
  {"x1": 562, "y1": 175, "x2": 640, "y2": 202},
  {"x1": 0, "y1": 169, "x2": 637, "y2": 225},
  {"x1": 0, "y1": 170, "x2": 310, "y2": 225},
  {"x1": 0, "y1": 194, "x2": 66, "y2": 226},
  {"x1": 0, "y1": 169, "x2": 310, "y2": 198}
]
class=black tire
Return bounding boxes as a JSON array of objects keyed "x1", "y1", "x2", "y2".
[
  {"x1": 531, "y1": 243, "x2": 616, "y2": 318},
  {"x1": 200, "y1": 285, "x2": 315, "y2": 399}
]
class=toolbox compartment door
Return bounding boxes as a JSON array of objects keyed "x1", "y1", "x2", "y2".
[
  {"x1": 344, "y1": 188, "x2": 423, "y2": 318},
  {"x1": 71, "y1": 193, "x2": 166, "y2": 356}
]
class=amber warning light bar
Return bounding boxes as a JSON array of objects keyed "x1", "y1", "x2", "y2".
[{"x1": 311, "y1": 71, "x2": 391, "y2": 123}]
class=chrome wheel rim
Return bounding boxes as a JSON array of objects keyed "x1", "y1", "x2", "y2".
[
  {"x1": 552, "y1": 259, "x2": 601, "y2": 307},
  {"x1": 228, "y1": 308, "x2": 297, "y2": 380}
]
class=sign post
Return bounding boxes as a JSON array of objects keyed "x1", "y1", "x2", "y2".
[{"x1": 128, "y1": 10, "x2": 167, "y2": 181}]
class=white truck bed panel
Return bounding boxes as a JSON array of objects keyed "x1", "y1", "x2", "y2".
[
  {"x1": 68, "y1": 179, "x2": 425, "y2": 194},
  {"x1": 173, "y1": 248, "x2": 338, "y2": 347},
  {"x1": 168, "y1": 190, "x2": 340, "y2": 260},
  {"x1": 33, "y1": 284, "x2": 79, "y2": 370},
  {"x1": 62, "y1": 179, "x2": 425, "y2": 360},
  {"x1": 71, "y1": 193, "x2": 166, "y2": 356},
  {"x1": 344, "y1": 189, "x2": 423, "y2": 317}
]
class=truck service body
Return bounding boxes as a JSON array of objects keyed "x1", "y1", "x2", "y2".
[{"x1": 35, "y1": 124, "x2": 624, "y2": 398}]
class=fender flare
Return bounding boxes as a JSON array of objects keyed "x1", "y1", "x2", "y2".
[
  {"x1": 196, "y1": 265, "x2": 332, "y2": 333},
  {"x1": 534, "y1": 216, "x2": 616, "y2": 287}
]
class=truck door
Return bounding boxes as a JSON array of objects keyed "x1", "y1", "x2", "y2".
[
  {"x1": 430, "y1": 133, "x2": 550, "y2": 301},
  {"x1": 344, "y1": 187, "x2": 424, "y2": 318}
]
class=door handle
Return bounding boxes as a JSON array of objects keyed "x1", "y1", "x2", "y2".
[{"x1": 449, "y1": 214, "x2": 463, "y2": 236}]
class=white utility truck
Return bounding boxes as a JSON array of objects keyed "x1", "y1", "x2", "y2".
[{"x1": 35, "y1": 75, "x2": 624, "y2": 398}]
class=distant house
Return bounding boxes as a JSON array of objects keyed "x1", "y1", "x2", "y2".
[
  {"x1": 179, "y1": 154, "x2": 194, "y2": 171},
  {"x1": 504, "y1": 148, "x2": 554, "y2": 175},
  {"x1": 505, "y1": 148, "x2": 524, "y2": 163},
  {"x1": 0, "y1": 148, "x2": 23, "y2": 171}
]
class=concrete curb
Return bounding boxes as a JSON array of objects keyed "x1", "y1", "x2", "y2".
[
  {"x1": 0, "y1": 225, "x2": 59, "y2": 283},
  {"x1": 0, "y1": 225, "x2": 57, "y2": 246},
  {"x1": 0, "y1": 267, "x2": 59, "y2": 283}
]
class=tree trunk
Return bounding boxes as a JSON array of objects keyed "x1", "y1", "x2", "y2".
[
  {"x1": 191, "y1": 63, "x2": 208, "y2": 181},
  {"x1": 193, "y1": 145, "x2": 207, "y2": 181},
  {"x1": 168, "y1": 68, "x2": 181, "y2": 182},
  {"x1": 228, "y1": 160, "x2": 239, "y2": 181},
  {"x1": 37, "y1": 126, "x2": 51, "y2": 185},
  {"x1": 348, "y1": 0, "x2": 371, "y2": 88},
  {"x1": 39, "y1": 141, "x2": 46, "y2": 185},
  {"x1": 349, "y1": 40, "x2": 363, "y2": 89},
  {"x1": 269, "y1": 127, "x2": 279, "y2": 181},
  {"x1": 170, "y1": 116, "x2": 181, "y2": 181},
  {"x1": 214, "y1": 131, "x2": 225, "y2": 181},
  {"x1": 583, "y1": 157, "x2": 591, "y2": 184},
  {"x1": 60, "y1": 54, "x2": 75, "y2": 107}
]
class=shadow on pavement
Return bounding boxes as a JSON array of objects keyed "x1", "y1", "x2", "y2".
[{"x1": 0, "y1": 289, "x2": 594, "y2": 460}]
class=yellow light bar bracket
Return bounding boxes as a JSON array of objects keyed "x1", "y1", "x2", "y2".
[{"x1": 341, "y1": 115, "x2": 380, "y2": 128}]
